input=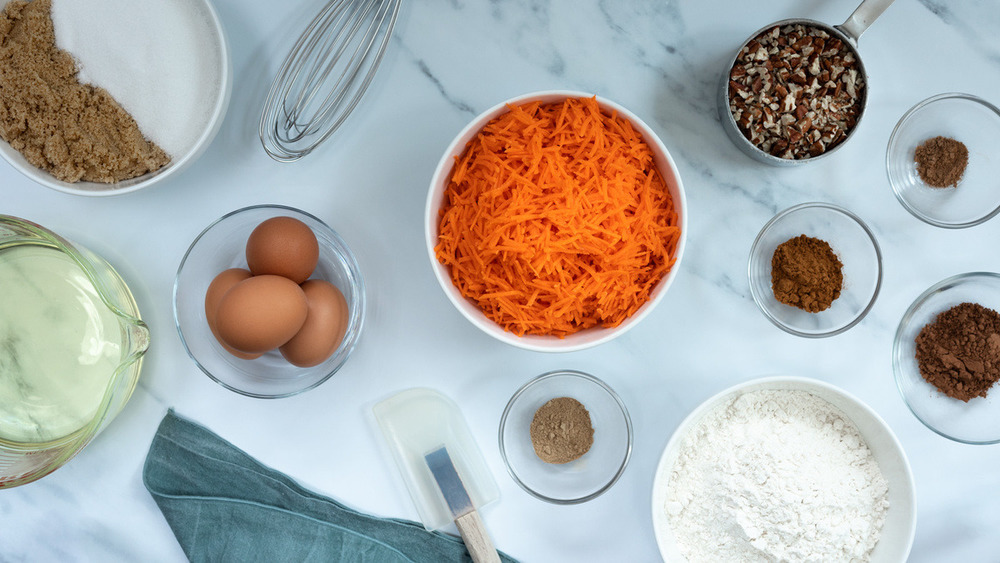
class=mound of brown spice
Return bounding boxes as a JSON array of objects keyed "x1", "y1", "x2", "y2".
[
  {"x1": 914, "y1": 136, "x2": 968, "y2": 188},
  {"x1": 771, "y1": 234, "x2": 843, "y2": 313},
  {"x1": 529, "y1": 397, "x2": 594, "y2": 464},
  {"x1": 0, "y1": 0, "x2": 168, "y2": 183},
  {"x1": 915, "y1": 302, "x2": 1000, "y2": 402}
]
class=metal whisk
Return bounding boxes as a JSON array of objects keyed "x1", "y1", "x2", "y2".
[{"x1": 259, "y1": 0, "x2": 400, "y2": 162}]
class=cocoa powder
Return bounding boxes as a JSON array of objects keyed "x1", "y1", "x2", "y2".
[
  {"x1": 914, "y1": 136, "x2": 968, "y2": 188},
  {"x1": 771, "y1": 234, "x2": 843, "y2": 313},
  {"x1": 915, "y1": 302, "x2": 1000, "y2": 402},
  {"x1": 529, "y1": 397, "x2": 594, "y2": 464}
]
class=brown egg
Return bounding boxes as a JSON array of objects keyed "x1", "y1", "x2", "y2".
[
  {"x1": 204, "y1": 268, "x2": 260, "y2": 360},
  {"x1": 279, "y1": 280, "x2": 350, "y2": 367},
  {"x1": 245, "y1": 217, "x2": 319, "y2": 283},
  {"x1": 215, "y1": 275, "x2": 309, "y2": 354}
]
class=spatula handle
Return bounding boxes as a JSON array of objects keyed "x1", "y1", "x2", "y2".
[{"x1": 455, "y1": 510, "x2": 501, "y2": 563}]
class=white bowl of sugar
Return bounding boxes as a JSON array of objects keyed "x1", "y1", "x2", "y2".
[
  {"x1": 0, "y1": 0, "x2": 231, "y2": 196},
  {"x1": 651, "y1": 376, "x2": 915, "y2": 563}
]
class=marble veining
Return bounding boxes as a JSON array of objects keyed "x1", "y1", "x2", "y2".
[
  {"x1": 919, "y1": 0, "x2": 1000, "y2": 66},
  {"x1": 414, "y1": 57, "x2": 476, "y2": 116}
]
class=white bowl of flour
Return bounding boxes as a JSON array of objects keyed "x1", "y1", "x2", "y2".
[
  {"x1": 651, "y1": 376, "x2": 915, "y2": 563},
  {"x1": 0, "y1": 0, "x2": 231, "y2": 196}
]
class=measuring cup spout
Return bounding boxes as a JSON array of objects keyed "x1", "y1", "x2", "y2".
[
  {"x1": 121, "y1": 318, "x2": 151, "y2": 363},
  {"x1": 837, "y1": 0, "x2": 895, "y2": 45}
]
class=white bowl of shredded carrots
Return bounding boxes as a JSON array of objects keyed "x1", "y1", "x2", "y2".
[{"x1": 426, "y1": 91, "x2": 687, "y2": 352}]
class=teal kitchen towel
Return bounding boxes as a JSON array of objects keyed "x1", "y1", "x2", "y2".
[{"x1": 143, "y1": 410, "x2": 517, "y2": 563}]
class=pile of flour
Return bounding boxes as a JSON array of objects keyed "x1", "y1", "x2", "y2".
[{"x1": 664, "y1": 389, "x2": 889, "y2": 562}]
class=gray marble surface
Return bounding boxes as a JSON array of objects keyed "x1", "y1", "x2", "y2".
[{"x1": 4, "y1": 0, "x2": 1000, "y2": 561}]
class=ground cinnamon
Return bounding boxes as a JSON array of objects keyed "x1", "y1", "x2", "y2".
[
  {"x1": 771, "y1": 235, "x2": 843, "y2": 313},
  {"x1": 0, "y1": 0, "x2": 168, "y2": 183},
  {"x1": 529, "y1": 397, "x2": 594, "y2": 464},
  {"x1": 915, "y1": 302, "x2": 1000, "y2": 402},
  {"x1": 914, "y1": 136, "x2": 968, "y2": 188}
]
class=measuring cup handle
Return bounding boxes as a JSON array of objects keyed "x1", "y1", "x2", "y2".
[{"x1": 838, "y1": 0, "x2": 895, "y2": 44}]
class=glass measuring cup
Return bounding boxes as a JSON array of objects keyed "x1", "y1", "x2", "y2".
[
  {"x1": 718, "y1": 0, "x2": 895, "y2": 165},
  {"x1": 0, "y1": 216, "x2": 150, "y2": 488}
]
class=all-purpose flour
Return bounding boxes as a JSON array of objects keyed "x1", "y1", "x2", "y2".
[
  {"x1": 50, "y1": 0, "x2": 222, "y2": 159},
  {"x1": 664, "y1": 390, "x2": 889, "y2": 563}
]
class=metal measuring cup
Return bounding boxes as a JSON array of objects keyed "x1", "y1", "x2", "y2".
[{"x1": 718, "y1": 0, "x2": 895, "y2": 165}]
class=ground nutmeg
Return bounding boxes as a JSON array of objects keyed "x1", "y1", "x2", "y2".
[
  {"x1": 771, "y1": 234, "x2": 844, "y2": 313},
  {"x1": 529, "y1": 397, "x2": 594, "y2": 464},
  {"x1": 915, "y1": 302, "x2": 1000, "y2": 402}
]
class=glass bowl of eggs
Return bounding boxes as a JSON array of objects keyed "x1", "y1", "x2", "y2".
[{"x1": 173, "y1": 204, "x2": 366, "y2": 398}]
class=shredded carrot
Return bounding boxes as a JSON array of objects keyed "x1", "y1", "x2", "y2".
[{"x1": 435, "y1": 97, "x2": 681, "y2": 337}]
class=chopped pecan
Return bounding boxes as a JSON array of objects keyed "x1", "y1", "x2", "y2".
[{"x1": 727, "y1": 23, "x2": 864, "y2": 159}]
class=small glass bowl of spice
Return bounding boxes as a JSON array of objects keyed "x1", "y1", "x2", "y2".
[
  {"x1": 886, "y1": 93, "x2": 1000, "y2": 228},
  {"x1": 893, "y1": 272, "x2": 1000, "y2": 444},
  {"x1": 748, "y1": 203, "x2": 882, "y2": 337},
  {"x1": 498, "y1": 370, "x2": 632, "y2": 504}
]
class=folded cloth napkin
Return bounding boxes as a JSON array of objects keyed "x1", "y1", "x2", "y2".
[{"x1": 143, "y1": 410, "x2": 518, "y2": 563}]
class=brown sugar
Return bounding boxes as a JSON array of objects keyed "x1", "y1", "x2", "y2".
[
  {"x1": 915, "y1": 302, "x2": 1000, "y2": 402},
  {"x1": 0, "y1": 0, "x2": 168, "y2": 183},
  {"x1": 914, "y1": 136, "x2": 968, "y2": 188},
  {"x1": 771, "y1": 234, "x2": 844, "y2": 313},
  {"x1": 529, "y1": 397, "x2": 594, "y2": 464}
]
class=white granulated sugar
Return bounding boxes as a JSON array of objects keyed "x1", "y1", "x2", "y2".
[
  {"x1": 664, "y1": 389, "x2": 889, "y2": 563},
  {"x1": 51, "y1": 0, "x2": 222, "y2": 158}
]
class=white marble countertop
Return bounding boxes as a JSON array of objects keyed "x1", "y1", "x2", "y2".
[{"x1": 5, "y1": 0, "x2": 1000, "y2": 561}]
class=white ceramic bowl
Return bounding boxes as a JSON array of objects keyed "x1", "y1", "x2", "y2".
[
  {"x1": 0, "y1": 0, "x2": 231, "y2": 197},
  {"x1": 651, "y1": 376, "x2": 915, "y2": 563},
  {"x1": 424, "y1": 90, "x2": 687, "y2": 353}
]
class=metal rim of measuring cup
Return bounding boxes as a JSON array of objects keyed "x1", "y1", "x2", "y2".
[{"x1": 718, "y1": 18, "x2": 870, "y2": 166}]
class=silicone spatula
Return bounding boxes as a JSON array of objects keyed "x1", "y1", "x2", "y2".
[
  {"x1": 374, "y1": 388, "x2": 501, "y2": 563},
  {"x1": 424, "y1": 446, "x2": 500, "y2": 563}
]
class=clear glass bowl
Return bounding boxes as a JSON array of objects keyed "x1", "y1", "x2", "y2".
[
  {"x1": 498, "y1": 370, "x2": 632, "y2": 504},
  {"x1": 892, "y1": 272, "x2": 1000, "y2": 444},
  {"x1": 173, "y1": 205, "x2": 365, "y2": 398},
  {"x1": 748, "y1": 203, "x2": 882, "y2": 337},
  {"x1": 886, "y1": 93, "x2": 1000, "y2": 228}
]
